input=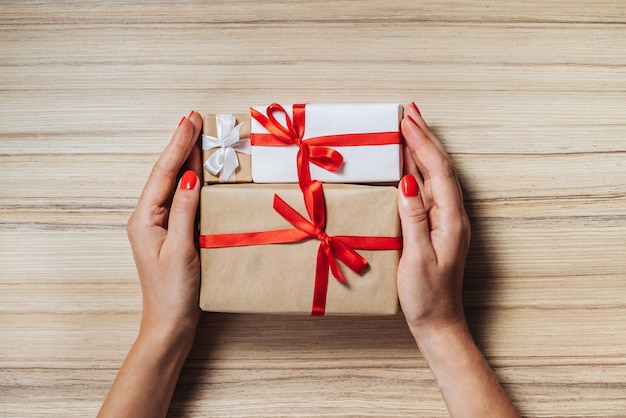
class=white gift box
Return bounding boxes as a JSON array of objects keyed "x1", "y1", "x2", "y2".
[{"x1": 250, "y1": 103, "x2": 403, "y2": 183}]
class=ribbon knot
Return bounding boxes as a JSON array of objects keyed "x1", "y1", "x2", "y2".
[
  {"x1": 317, "y1": 230, "x2": 330, "y2": 244},
  {"x1": 202, "y1": 114, "x2": 251, "y2": 182}
]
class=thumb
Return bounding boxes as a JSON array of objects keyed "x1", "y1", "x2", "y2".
[
  {"x1": 168, "y1": 170, "x2": 200, "y2": 251},
  {"x1": 398, "y1": 175, "x2": 433, "y2": 256}
]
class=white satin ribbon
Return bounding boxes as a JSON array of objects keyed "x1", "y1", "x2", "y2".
[{"x1": 202, "y1": 114, "x2": 251, "y2": 182}]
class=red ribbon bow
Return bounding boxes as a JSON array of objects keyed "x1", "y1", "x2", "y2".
[
  {"x1": 250, "y1": 103, "x2": 344, "y2": 219},
  {"x1": 250, "y1": 103, "x2": 344, "y2": 173}
]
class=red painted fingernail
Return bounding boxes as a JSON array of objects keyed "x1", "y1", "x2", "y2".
[
  {"x1": 178, "y1": 116, "x2": 186, "y2": 127},
  {"x1": 400, "y1": 175, "x2": 419, "y2": 197},
  {"x1": 188, "y1": 110, "x2": 195, "y2": 118},
  {"x1": 411, "y1": 102, "x2": 422, "y2": 116},
  {"x1": 180, "y1": 170, "x2": 197, "y2": 190},
  {"x1": 406, "y1": 114, "x2": 419, "y2": 127}
]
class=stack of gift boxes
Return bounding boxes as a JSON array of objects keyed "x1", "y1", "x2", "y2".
[{"x1": 199, "y1": 103, "x2": 404, "y2": 316}]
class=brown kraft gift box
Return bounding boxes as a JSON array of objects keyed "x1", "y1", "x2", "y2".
[
  {"x1": 202, "y1": 113, "x2": 252, "y2": 183},
  {"x1": 199, "y1": 183, "x2": 400, "y2": 315}
]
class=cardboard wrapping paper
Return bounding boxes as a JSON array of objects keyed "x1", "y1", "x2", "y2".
[
  {"x1": 202, "y1": 113, "x2": 252, "y2": 183},
  {"x1": 199, "y1": 183, "x2": 400, "y2": 315},
  {"x1": 250, "y1": 103, "x2": 403, "y2": 183}
]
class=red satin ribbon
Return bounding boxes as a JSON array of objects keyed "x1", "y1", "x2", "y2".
[{"x1": 199, "y1": 188, "x2": 402, "y2": 315}]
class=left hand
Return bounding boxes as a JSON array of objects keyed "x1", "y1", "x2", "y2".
[
  {"x1": 126, "y1": 111, "x2": 203, "y2": 344},
  {"x1": 396, "y1": 103, "x2": 470, "y2": 341}
]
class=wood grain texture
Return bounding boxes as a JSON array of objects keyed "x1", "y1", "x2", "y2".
[{"x1": 1, "y1": 1, "x2": 625, "y2": 416}]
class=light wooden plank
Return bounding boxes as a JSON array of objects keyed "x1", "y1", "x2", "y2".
[{"x1": 2, "y1": 1, "x2": 626, "y2": 416}]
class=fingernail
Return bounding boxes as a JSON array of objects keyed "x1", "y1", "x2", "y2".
[
  {"x1": 178, "y1": 116, "x2": 186, "y2": 127},
  {"x1": 411, "y1": 102, "x2": 422, "y2": 116},
  {"x1": 400, "y1": 175, "x2": 419, "y2": 197},
  {"x1": 180, "y1": 170, "x2": 197, "y2": 190},
  {"x1": 188, "y1": 110, "x2": 195, "y2": 118},
  {"x1": 406, "y1": 114, "x2": 419, "y2": 127}
]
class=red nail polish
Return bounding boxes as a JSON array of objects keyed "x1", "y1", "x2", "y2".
[
  {"x1": 400, "y1": 175, "x2": 419, "y2": 197},
  {"x1": 178, "y1": 116, "x2": 186, "y2": 127},
  {"x1": 180, "y1": 170, "x2": 197, "y2": 190},
  {"x1": 411, "y1": 102, "x2": 422, "y2": 116},
  {"x1": 406, "y1": 114, "x2": 419, "y2": 127},
  {"x1": 188, "y1": 110, "x2": 195, "y2": 118}
]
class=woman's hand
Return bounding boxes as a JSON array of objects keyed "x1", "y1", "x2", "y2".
[
  {"x1": 99, "y1": 112, "x2": 204, "y2": 418},
  {"x1": 127, "y1": 112, "x2": 204, "y2": 344},
  {"x1": 396, "y1": 103, "x2": 519, "y2": 417},
  {"x1": 397, "y1": 102, "x2": 471, "y2": 341}
]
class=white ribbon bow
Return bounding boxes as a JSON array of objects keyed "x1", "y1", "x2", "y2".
[{"x1": 202, "y1": 114, "x2": 251, "y2": 183}]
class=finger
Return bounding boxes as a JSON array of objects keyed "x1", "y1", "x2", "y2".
[
  {"x1": 401, "y1": 112, "x2": 463, "y2": 212},
  {"x1": 403, "y1": 144, "x2": 421, "y2": 178},
  {"x1": 180, "y1": 111, "x2": 203, "y2": 181},
  {"x1": 138, "y1": 113, "x2": 201, "y2": 213},
  {"x1": 404, "y1": 103, "x2": 465, "y2": 202},
  {"x1": 187, "y1": 110, "x2": 203, "y2": 143},
  {"x1": 398, "y1": 174, "x2": 435, "y2": 261},
  {"x1": 181, "y1": 143, "x2": 202, "y2": 179},
  {"x1": 404, "y1": 102, "x2": 447, "y2": 155},
  {"x1": 166, "y1": 170, "x2": 200, "y2": 253},
  {"x1": 403, "y1": 143, "x2": 426, "y2": 201}
]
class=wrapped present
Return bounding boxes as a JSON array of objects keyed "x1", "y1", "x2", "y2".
[
  {"x1": 198, "y1": 183, "x2": 401, "y2": 315},
  {"x1": 202, "y1": 113, "x2": 252, "y2": 183},
  {"x1": 250, "y1": 103, "x2": 403, "y2": 184}
]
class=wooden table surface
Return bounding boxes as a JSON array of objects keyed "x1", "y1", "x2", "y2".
[{"x1": 2, "y1": 1, "x2": 626, "y2": 416}]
